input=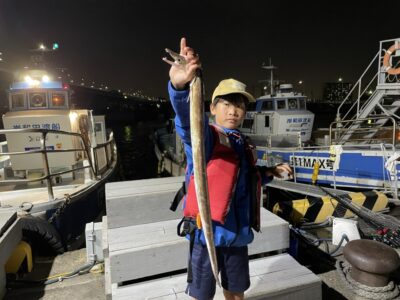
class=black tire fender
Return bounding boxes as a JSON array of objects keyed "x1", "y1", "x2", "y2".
[{"x1": 20, "y1": 216, "x2": 65, "y2": 255}]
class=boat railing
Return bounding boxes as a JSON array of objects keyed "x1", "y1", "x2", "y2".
[
  {"x1": 381, "y1": 143, "x2": 399, "y2": 199},
  {"x1": 270, "y1": 143, "x2": 398, "y2": 197},
  {"x1": 329, "y1": 116, "x2": 397, "y2": 145},
  {"x1": 93, "y1": 131, "x2": 117, "y2": 176},
  {"x1": 0, "y1": 128, "x2": 116, "y2": 200}
]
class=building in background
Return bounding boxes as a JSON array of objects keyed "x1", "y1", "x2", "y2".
[{"x1": 323, "y1": 81, "x2": 353, "y2": 103}]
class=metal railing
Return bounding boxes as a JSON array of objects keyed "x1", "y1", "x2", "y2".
[
  {"x1": 329, "y1": 116, "x2": 397, "y2": 145},
  {"x1": 336, "y1": 38, "x2": 400, "y2": 135},
  {"x1": 0, "y1": 128, "x2": 116, "y2": 200}
]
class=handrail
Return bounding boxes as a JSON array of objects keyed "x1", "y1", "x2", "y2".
[
  {"x1": 329, "y1": 116, "x2": 397, "y2": 145},
  {"x1": 0, "y1": 128, "x2": 116, "y2": 201},
  {"x1": 336, "y1": 51, "x2": 379, "y2": 120}
]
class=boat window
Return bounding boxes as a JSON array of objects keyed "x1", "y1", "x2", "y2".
[
  {"x1": 11, "y1": 93, "x2": 26, "y2": 109},
  {"x1": 50, "y1": 92, "x2": 66, "y2": 107},
  {"x1": 265, "y1": 115, "x2": 270, "y2": 127},
  {"x1": 241, "y1": 119, "x2": 254, "y2": 129},
  {"x1": 277, "y1": 100, "x2": 286, "y2": 109},
  {"x1": 288, "y1": 99, "x2": 297, "y2": 110},
  {"x1": 299, "y1": 98, "x2": 306, "y2": 109},
  {"x1": 29, "y1": 92, "x2": 47, "y2": 109},
  {"x1": 261, "y1": 101, "x2": 274, "y2": 111}
]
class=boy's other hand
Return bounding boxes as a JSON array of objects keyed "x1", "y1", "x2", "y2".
[
  {"x1": 168, "y1": 37, "x2": 201, "y2": 90},
  {"x1": 266, "y1": 163, "x2": 293, "y2": 179}
]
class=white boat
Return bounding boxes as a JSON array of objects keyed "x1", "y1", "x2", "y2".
[
  {"x1": 0, "y1": 68, "x2": 118, "y2": 252},
  {"x1": 250, "y1": 38, "x2": 400, "y2": 199}
]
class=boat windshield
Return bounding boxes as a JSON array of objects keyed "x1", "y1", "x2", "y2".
[{"x1": 261, "y1": 100, "x2": 274, "y2": 111}]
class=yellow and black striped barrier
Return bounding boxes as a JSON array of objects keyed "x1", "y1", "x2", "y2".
[{"x1": 272, "y1": 190, "x2": 388, "y2": 224}]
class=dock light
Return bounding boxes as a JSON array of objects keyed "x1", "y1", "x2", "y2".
[
  {"x1": 39, "y1": 43, "x2": 46, "y2": 50},
  {"x1": 338, "y1": 77, "x2": 343, "y2": 82},
  {"x1": 298, "y1": 80, "x2": 303, "y2": 85},
  {"x1": 42, "y1": 75, "x2": 50, "y2": 82}
]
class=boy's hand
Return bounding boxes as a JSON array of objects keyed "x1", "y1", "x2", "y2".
[
  {"x1": 164, "y1": 37, "x2": 201, "y2": 90},
  {"x1": 266, "y1": 163, "x2": 293, "y2": 179}
]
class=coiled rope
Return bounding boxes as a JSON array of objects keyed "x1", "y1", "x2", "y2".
[{"x1": 336, "y1": 259, "x2": 400, "y2": 299}]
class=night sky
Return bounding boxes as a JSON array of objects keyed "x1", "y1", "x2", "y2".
[{"x1": 1, "y1": 0, "x2": 400, "y2": 100}]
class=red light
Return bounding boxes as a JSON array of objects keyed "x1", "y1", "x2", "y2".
[{"x1": 63, "y1": 83, "x2": 69, "y2": 90}]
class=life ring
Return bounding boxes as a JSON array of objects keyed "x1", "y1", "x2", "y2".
[{"x1": 383, "y1": 43, "x2": 400, "y2": 75}]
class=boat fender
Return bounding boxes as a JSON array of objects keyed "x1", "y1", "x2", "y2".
[
  {"x1": 383, "y1": 42, "x2": 400, "y2": 75},
  {"x1": 20, "y1": 216, "x2": 65, "y2": 255}
]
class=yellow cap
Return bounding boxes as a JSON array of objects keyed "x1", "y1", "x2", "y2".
[{"x1": 211, "y1": 78, "x2": 255, "y2": 103}]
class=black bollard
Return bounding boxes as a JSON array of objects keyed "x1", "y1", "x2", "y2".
[{"x1": 343, "y1": 239, "x2": 400, "y2": 287}]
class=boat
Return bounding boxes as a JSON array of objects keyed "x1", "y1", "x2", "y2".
[
  {"x1": 153, "y1": 119, "x2": 186, "y2": 176},
  {"x1": 250, "y1": 38, "x2": 400, "y2": 199},
  {"x1": 155, "y1": 38, "x2": 400, "y2": 200},
  {"x1": 0, "y1": 67, "x2": 118, "y2": 253}
]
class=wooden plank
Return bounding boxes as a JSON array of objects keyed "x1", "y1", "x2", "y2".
[
  {"x1": 106, "y1": 191, "x2": 182, "y2": 229},
  {"x1": 105, "y1": 178, "x2": 185, "y2": 229},
  {"x1": 107, "y1": 182, "x2": 183, "y2": 198},
  {"x1": 112, "y1": 254, "x2": 321, "y2": 300},
  {"x1": 108, "y1": 208, "x2": 289, "y2": 284},
  {"x1": 106, "y1": 176, "x2": 184, "y2": 191}
]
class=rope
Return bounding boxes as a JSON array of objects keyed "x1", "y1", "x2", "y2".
[{"x1": 336, "y1": 259, "x2": 400, "y2": 299}]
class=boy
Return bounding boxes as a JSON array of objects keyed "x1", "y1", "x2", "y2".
[{"x1": 166, "y1": 38, "x2": 292, "y2": 300}]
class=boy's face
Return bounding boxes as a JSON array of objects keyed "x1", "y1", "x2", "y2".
[{"x1": 210, "y1": 96, "x2": 246, "y2": 129}]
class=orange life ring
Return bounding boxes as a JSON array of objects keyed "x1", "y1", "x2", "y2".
[{"x1": 383, "y1": 43, "x2": 400, "y2": 75}]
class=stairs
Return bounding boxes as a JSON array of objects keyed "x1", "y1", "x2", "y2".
[
  {"x1": 102, "y1": 176, "x2": 322, "y2": 299},
  {"x1": 333, "y1": 39, "x2": 400, "y2": 145}
]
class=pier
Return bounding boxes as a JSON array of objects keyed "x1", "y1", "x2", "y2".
[{"x1": 103, "y1": 176, "x2": 322, "y2": 299}]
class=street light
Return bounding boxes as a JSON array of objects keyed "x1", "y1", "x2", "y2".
[{"x1": 338, "y1": 77, "x2": 343, "y2": 82}]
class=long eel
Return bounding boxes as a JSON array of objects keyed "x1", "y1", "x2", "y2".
[{"x1": 189, "y1": 71, "x2": 221, "y2": 287}]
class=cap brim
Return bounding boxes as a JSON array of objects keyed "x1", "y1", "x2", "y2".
[{"x1": 213, "y1": 91, "x2": 255, "y2": 103}]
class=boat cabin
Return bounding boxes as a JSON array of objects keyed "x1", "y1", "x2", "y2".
[
  {"x1": 2, "y1": 69, "x2": 108, "y2": 173},
  {"x1": 239, "y1": 84, "x2": 314, "y2": 145}
]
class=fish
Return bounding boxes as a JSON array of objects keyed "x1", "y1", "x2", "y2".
[
  {"x1": 163, "y1": 48, "x2": 221, "y2": 287},
  {"x1": 189, "y1": 72, "x2": 221, "y2": 287}
]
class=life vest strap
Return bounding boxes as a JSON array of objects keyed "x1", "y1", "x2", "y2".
[
  {"x1": 170, "y1": 181, "x2": 186, "y2": 212},
  {"x1": 176, "y1": 217, "x2": 197, "y2": 283}
]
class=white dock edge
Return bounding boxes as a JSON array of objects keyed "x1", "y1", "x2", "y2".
[
  {"x1": 107, "y1": 208, "x2": 289, "y2": 284},
  {"x1": 112, "y1": 253, "x2": 322, "y2": 300}
]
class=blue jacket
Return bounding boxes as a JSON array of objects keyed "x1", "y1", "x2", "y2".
[{"x1": 168, "y1": 82, "x2": 269, "y2": 247}]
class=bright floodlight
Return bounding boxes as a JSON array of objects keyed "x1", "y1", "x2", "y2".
[
  {"x1": 25, "y1": 75, "x2": 40, "y2": 86},
  {"x1": 42, "y1": 75, "x2": 50, "y2": 82}
]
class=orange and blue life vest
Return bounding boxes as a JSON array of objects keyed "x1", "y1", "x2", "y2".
[{"x1": 184, "y1": 125, "x2": 262, "y2": 231}]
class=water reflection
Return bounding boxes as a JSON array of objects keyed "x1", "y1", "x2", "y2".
[{"x1": 112, "y1": 121, "x2": 164, "y2": 180}]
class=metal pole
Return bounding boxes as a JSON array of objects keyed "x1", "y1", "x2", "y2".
[{"x1": 41, "y1": 131, "x2": 54, "y2": 200}]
